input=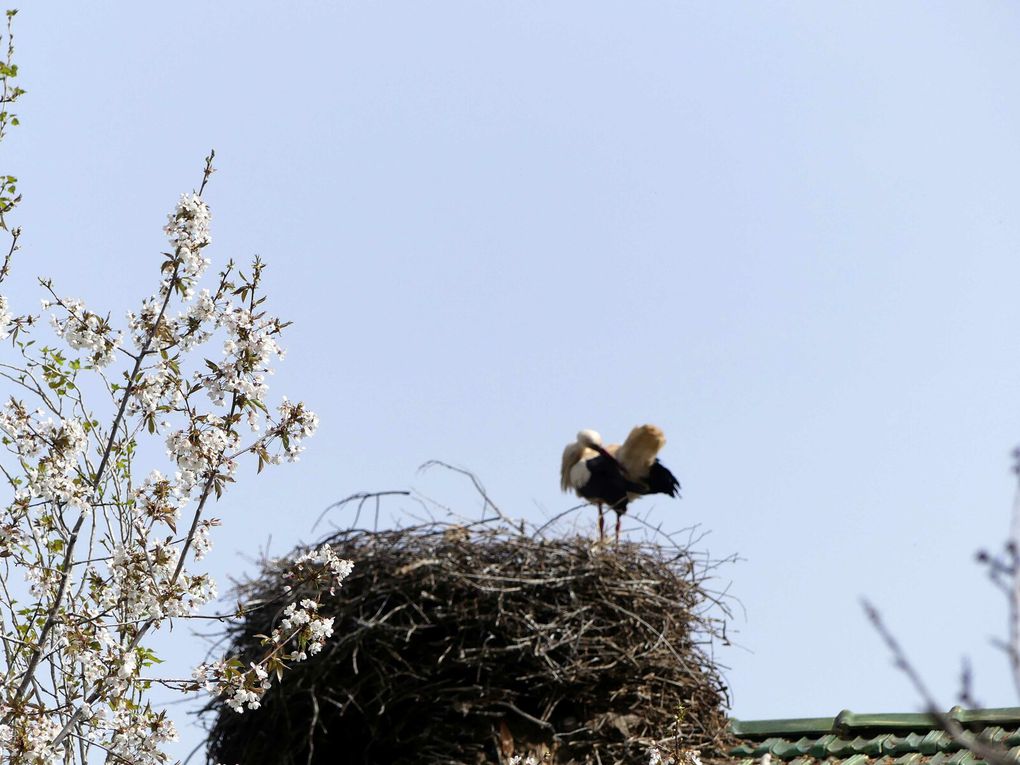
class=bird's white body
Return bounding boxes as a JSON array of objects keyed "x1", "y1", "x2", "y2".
[
  {"x1": 559, "y1": 430, "x2": 604, "y2": 492},
  {"x1": 567, "y1": 452, "x2": 595, "y2": 490}
]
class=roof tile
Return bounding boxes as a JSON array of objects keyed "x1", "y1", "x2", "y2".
[{"x1": 729, "y1": 708, "x2": 1020, "y2": 765}]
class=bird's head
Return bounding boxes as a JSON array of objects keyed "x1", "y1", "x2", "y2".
[{"x1": 577, "y1": 429, "x2": 613, "y2": 460}]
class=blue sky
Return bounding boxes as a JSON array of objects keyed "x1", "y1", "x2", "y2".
[{"x1": 10, "y1": 1, "x2": 1020, "y2": 758}]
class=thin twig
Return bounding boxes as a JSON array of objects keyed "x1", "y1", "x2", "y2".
[
  {"x1": 311, "y1": 491, "x2": 411, "y2": 532},
  {"x1": 863, "y1": 599, "x2": 1018, "y2": 765}
]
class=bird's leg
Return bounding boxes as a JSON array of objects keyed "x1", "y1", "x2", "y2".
[
  {"x1": 614, "y1": 513, "x2": 622, "y2": 544},
  {"x1": 597, "y1": 504, "x2": 605, "y2": 543}
]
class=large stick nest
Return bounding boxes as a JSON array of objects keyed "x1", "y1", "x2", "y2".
[{"x1": 204, "y1": 514, "x2": 733, "y2": 765}]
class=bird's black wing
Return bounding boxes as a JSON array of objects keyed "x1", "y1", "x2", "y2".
[
  {"x1": 577, "y1": 455, "x2": 630, "y2": 510},
  {"x1": 644, "y1": 460, "x2": 680, "y2": 498}
]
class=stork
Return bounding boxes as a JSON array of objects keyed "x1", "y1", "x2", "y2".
[
  {"x1": 560, "y1": 429, "x2": 640, "y2": 542},
  {"x1": 562, "y1": 425, "x2": 681, "y2": 542}
]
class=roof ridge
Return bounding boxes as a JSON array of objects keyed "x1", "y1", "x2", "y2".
[{"x1": 730, "y1": 707, "x2": 1020, "y2": 739}]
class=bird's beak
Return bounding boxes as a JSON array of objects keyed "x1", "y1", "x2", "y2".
[{"x1": 593, "y1": 445, "x2": 614, "y2": 460}]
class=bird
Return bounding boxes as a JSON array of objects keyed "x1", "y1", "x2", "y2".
[
  {"x1": 561, "y1": 425, "x2": 681, "y2": 542},
  {"x1": 560, "y1": 429, "x2": 640, "y2": 542}
]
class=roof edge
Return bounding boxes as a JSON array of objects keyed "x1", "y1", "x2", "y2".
[{"x1": 730, "y1": 707, "x2": 1020, "y2": 738}]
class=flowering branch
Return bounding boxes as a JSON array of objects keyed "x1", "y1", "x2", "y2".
[
  {"x1": 0, "y1": 25, "x2": 342, "y2": 759},
  {"x1": 3, "y1": 259, "x2": 181, "y2": 728}
]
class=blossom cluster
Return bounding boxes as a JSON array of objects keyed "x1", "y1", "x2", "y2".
[
  {"x1": 0, "y1": 401, "x2": 90, "y2": 511},
  {"x1": 0, "y1": 709, "x2": 63, "y2": 764},
  {"x1": 275, "y1": 598, "x2": 335, "y2": 659},
  {"x1": 100, "y1": 539, "x2": 217, "y2": 623},
  {"x1": 133, "y1": 469, "x2": 183, "y2": 531},
  {"x1": 203, "y1": 301, "x2": 285, "y2": 408},
  {"x1": 271, "y1": 397, "x2": 319, "y2": 460},
  {"x1": 193, "y1": 659, "x2": 273, "y2": 714},
  {"x1": 128, "y1": 364, "x2": 184, "y2": 419},
  {"x1": 649, "y1": 749, "x2": 703, "y2": 765},
  {"x1": 194, "y1": 598, "x2": 336, "y2": 714},
  {"x1": 164, "y1": 192, "x2": 212, "y2": 292},
  {"x1": 192, "y1": 546, "x2": 353, "y2": 716},
  {"x1": 46, "y1": 297, "x2": 123, "y2": 367},
  {"x1": 647, "y1": 704, "x2": 703, "y2": 765},
  {"x1": 174, "y1": 287, "x2": 217, "y2": 350},
  {"x1": 0, "y1": 700, "x2": 180, "y2": 765},
  {"x1": 126, "y1": 295, "x2": 163, "y2": 351},
  {"x1": 290, "y1": 543, "x2": 354, "y2": 592},
  {"x1": 0, "y1": 294, "x2": 11, "y2": 340},
  {"x1": 166, "y1": 416, "x2": 240, "y2": 495},
  {"x1": 96, "y1": 707, "x2": 179, "y2": 765}
]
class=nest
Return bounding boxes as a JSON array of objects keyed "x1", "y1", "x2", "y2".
[{"x1": 204, "y1": 516, "x2": 733, "y2": 765}]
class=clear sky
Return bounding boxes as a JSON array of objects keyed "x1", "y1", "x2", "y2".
[{"x1": 10, "y1": 1, "x2": 1020, "y2": 759}]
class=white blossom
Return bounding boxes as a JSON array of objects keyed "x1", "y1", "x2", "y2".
[
  {"x1": 128, "y1": 364, "x2": 184, "y2": 418},
  {"x1": 133, "y1": 470, "x2": 184, "y2": 530},
  {"x1": 0, "y1": 404, "x2": 91, "y2": 509},
  {"x1": 192, "y1": 518, "x2": 216, "y2": 560},
  {"x1": 0, "y1": 294, "x2": 11, "y2": 340},
  {"x1": 165, "y1": 417, "x2": 239, "y2": 494},
  {"x1": 648, "y1": 747, "x2": 702, "y2": 765},
  {"x1": 293, "y1": 543, "x2": 354, "y2": 593},
  {"x1": 164, "y1": 192, "x2": 212, "y2": 292},
  {"x1": 173, "y1": 287, "x2": 217, "y2": 350},
  {"x1": 47, "y1": 297, "x2": 122, "y2": 367},
  {"x1": 126, "y1": 294, "x2": 161, "y2": 351}
]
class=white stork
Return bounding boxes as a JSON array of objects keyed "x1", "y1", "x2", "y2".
[{"x1": 561, "y1": 425, "x2": 681, "y2": 542}]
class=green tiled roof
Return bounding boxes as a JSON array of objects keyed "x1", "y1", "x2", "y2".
[{"x1": 729, "y1": 708, "x2": 1020, "y2": 765}]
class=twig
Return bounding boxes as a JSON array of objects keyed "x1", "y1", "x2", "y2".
[
  {"x1": 418, "y1": 460, "x2": 514, "y2": 526},
  {"x1": 312, "y1": 491, "x2": 411, "y2": 532},
  {"x1": 863, "y1": 599, "x2": 1017, "y2": 765}
]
